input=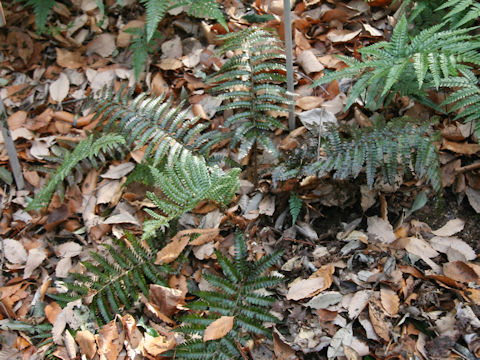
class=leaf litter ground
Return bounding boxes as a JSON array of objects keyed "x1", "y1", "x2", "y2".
[{"x1": 0, "y1": 0, "x2": 480, "y2": 359}]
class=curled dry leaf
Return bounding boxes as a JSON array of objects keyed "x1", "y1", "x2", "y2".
[
  {"x1": 75, "y1": 330, "x2": 96, "y2": 360},
  {"x1": 326, "y1": 29, "x2": 361, "y2": 43},
  {"x1": 380, "y1": 286, "x2": 399, "y2": 316},
  {"x1": 149, "y1": 284, "x2": 186, "y2": 317},
  {"x1": 466, "y1": 186, "x2": 480, "y2": 213},
  {"x1": 273, "y1": 330, "x2": 298, "y2": 360},
  {"x1": 297, "y1": 50, "x2": 324, "y2": 74},
  {"x1": 203, "y1": 316, "x2": 235, "y2": 342},
  {"x1": 96, "y1": 320, "x2": 123, "y2": 360},
  {"x1": 155, "y1": 236, "x2": 190, "y2": 264}
]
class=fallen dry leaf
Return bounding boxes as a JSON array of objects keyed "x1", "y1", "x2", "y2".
[
  {"x1": 155, "y1": 236, "x2": 190, "y2": 264},
  {"x1": 23, "y1": 247, "x2": 46, "y2": 278},
  {"x1": 286, "y1": 277, "x2": 326, "y2": 301},
  {"x1": 149, "y1": 284, "x2": 186, "y2": 317},
  {"x1": 96, "y1": 320, "x2": 123, "y2": 360},
  {"x1": 380, "y1": 286, "x2": 399, "y2": 316},
  {"x1": 143, "y1": 332, "x2": 175, "y2": 356},
  {"x1": 56, "y1": 48, "x2": 84, "y2": 68},
  {"x1": 49, "y1": 73, "x2": 70, "y2": 102},
  {"x1": 87, "y1": 33, "x2": 117, "y2": 57},
  {"x1": 348, "y1": 290, "x2": 372, "y2": 319},
  {"x1": 203, "y1": 316, "x2": 235, "y2": 342},
  {"x1": 443, "y1": 261, "x2": 479, "y2": 283},
  {"x1": 368, "y1": 300, "x2": 390, "y2": 342},
  {"x1": 442, "y1": 139, "x2": 480, "y2": 155},
  {"x1": 432, "y1": 218, "x2": 465, "y2": 236},
  {"x1": 326, "y1": 29, "x2": 361, "y2": 43},
  {"x1": 367, "y1": 216, "x2": 396, "y2": 244},
  {"x1": 76, "y1": 330, "x2": 97, "y2": 360},
  {"x1": 466, "y1": 186, "x2": 480, "y2": 213},
  {"x1": 430, "y1": 236, "x2": 476, "y2": 262},
  {"x1": 297, "y1": 50, "x2": 324, "y2": 74},
  {"x1": 3, "y1": 239, "x2": 27, "y2": 264}
]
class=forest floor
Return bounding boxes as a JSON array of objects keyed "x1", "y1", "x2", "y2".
[{"x1": 1, "y1": 0, "x2": 480, "y2": 359}]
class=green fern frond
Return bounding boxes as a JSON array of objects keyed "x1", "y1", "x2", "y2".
[
  {"x1": 89, "y1": 88, "x2": 228, "y2": 166},
  {"x1": 208, "y1": 27, "x2": 290, "y2": 160},
  {"x1": 312, "y1": 117, "x2": 442, "y2": 192},
  {"x1": 187, "y1": 0, "x2": 227, "y2": 30},
  {"x1": 26, "y1": 134, "x2": 126, "y2": 211},
  {"x1": 22, "y1": 0, "x2": 55, "y2": 32},
  {"x1": 171, "y1": 232, "x2": 283, "y2": 359},
  {"x1": 49, "y1": 232, "x2": 172, "y2": 324},
  {"x1": 140, "y1": 0, "x2": 172, "y2": 41},
  {"x1": 313, "y1": 14, "x2": 480, "y2": 111},
  {"x1": 143, "y1": 153, "x2": 240, "y2": 238},
  {"x1": 289, "y1": 193, "x2": 302, "y2": 225}
]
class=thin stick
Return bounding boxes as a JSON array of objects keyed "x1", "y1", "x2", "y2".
[
  {"x1": 455, "y1": 161, "x2": 480, "y2": 173},
  {"x1": 0, "y1": 98, "x2": 24, "y2": 190},
  {"x1": 283, "y1": 0, "x2": 296, "y2": 131}
]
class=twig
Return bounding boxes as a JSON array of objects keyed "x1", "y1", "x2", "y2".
[
  {"x1": 0, "y1": 97, "x2": 24, "y2": 189},
  {"x1": 283, "y1": 0, "x2": 296, "y2": 131},
  {"x1": 455, "y1": 161, "x2": 480, "y2": 173}
]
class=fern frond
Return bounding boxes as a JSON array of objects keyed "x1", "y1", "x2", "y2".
[
  {"x1": 208, "y1": 26, "x2": 290, "y2": 159},
  {"x1": 312, "y1": 117, "x2": 442, "y2": 192},
  {"x1": 26, "y1": 134, "x2": 126, "y2": 211},
  {"x1": 171, "y1": 232, "x2": 283, "y2": 359},
  {"x1": 187, "y1": 0, "x2": 227, "y2": 30},
  {"x1": 49, "y1": 232, "x2": 171, "y2": 324},
  {"x1": 23, "y1": 0, "x2": 55, "y2": 32},
  {"x1": 143, "y1": 153, "x2": 240, "y2": 238},
  {"x1": 313, "y1": 14, "x2": 480, "y2": 111}
]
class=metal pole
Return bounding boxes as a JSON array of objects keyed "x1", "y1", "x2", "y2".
[
  {"x1": 0, "y1": 98, "x2": 24, "y2": 190},
  {"x1": 283, "y1": 0, "x2": 296, "y2": 131}
]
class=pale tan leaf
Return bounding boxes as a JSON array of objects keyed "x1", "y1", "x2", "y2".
[
  {"x1": 3, "y1": 239, "x2": 27, "y2": 264},
  {"x1": 23, "y1": 247, "x2": 47, "y2": 278},
  {"x1": 367, "y1": 216, "x2": 396, "y2": 244},
  {"x1": 57, "y1": 241, "x2": 82, "y2": 258},
  {"x1": 49, "y1": 73, "x2": 70, "y2": 102},
  {"x1": 430, "y1": 236, "x2": 476, "y2": 261},
  {"x1": 432, "y1": 218, "x2": 465, "y2": 236},
  {"x1": 56, "y1": 48, "x2": 84, "y2": 68},
  {"x1": 466, "y1": 186, "x2": 480, "y2": 213},
  {"x1": 348, "y1": 290, "x2": 372, "y2": 319},
  {"x1": 297, "y1": 50, "x2": 324, "y2": 74},
  {"x1": 326, "y1": 29, "x2": 361, "y2": 43},
  {"x1": 286, "y1": 277, "x2": 326, "y2": 300},
  {"x1": 87, "y1": 33, "x2": 117, "y2": 57},
  {"x1": 158, "y1": 58, "x2": 183, "y2": 70},
  {"x1": 203, "y1": 316, "x2": 234, "y2": 342}
]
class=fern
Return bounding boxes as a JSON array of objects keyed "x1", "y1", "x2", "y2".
[
  {"x1": 440, "y1": 69, "x2": 480, "y2": 137},
  {"x1": 19, "y1": 0, "x2": 56, "y2": 32},
  {"x1": 289, "y1": 193, "x2": 302, "y2": 225},
  {"x1": 437, "y1": 0, "x2": 480, "y2": 28},
  {"x1": 208, "y1": 27, "x2": 291, "y2": 159},
  {"x1": 140, "y1": 0, "x2": 226, "y2": 42},
  {"x1": 26, "y1": 134, "x2": 126, "y2": 210},
  {"x1": 308, "y1": 117, "x2": 442, "y2": 192},
  {"x1": 143, "y1": 153, "x2": 240, "y2": 238},
  {"x1": 89, "y1": 87, "x2": 228, "y2": 166},
  {"x1": 171, "y1": 232, "x2": 283, "y2": 359},
  {"x1": 124, "y1": 27, "x2": 162, "y2": 81},
  {"x1": 49, "y1": 232, "x2": 172, "y2": 324},
  {"x1": 314, "y1": 15, "x2": 480, "y2": 111}
]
